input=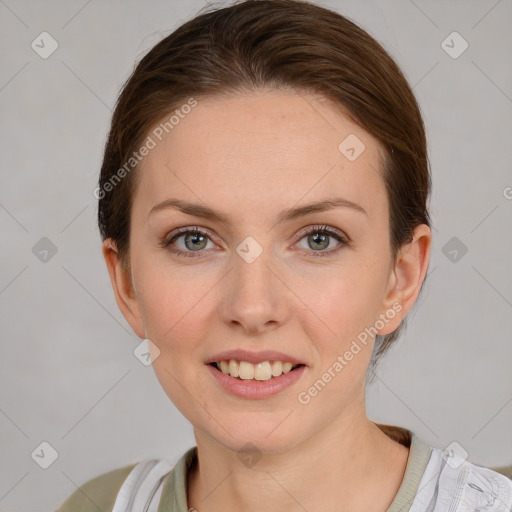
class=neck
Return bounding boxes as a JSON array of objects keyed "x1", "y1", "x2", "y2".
[{"x1": 187, "y1": 416, "x2": 410, "y2": 512}]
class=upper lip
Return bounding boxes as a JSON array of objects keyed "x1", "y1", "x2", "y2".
[{"x1": 206, "y1": 349, "x2": 307, "y2": 366}]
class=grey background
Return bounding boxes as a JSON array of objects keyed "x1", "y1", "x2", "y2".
[{"x1": 0, "y1": 0, "x2": 511, "y2": 510}]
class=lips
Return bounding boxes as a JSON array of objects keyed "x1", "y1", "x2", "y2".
[{"x1": 206, "y1": 361, "x2": 307, "y2": 399}]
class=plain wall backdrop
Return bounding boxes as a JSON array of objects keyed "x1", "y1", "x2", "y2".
[{"x1": 0, "y1": 0, "x2": 511, "y2": 510}]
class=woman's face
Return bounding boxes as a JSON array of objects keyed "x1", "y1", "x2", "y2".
[{"x1": 105, "y1": 88, "x2": 428, "y2": 453}]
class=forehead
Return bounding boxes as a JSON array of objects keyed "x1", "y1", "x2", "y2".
[{"x1": 133, "y1": 89, "x2": 387, "y2": 223}]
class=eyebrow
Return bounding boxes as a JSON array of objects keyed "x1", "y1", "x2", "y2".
[{"x1": 148, "y1": 196, "x2": 367, "y2": 224}]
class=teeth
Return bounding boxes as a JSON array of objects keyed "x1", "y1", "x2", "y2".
[
  {"x1": 216, "y1": 359, "x2": 298, "y2": 380},
  {"x1": 271, "y1": 361, "x2": 282, "y2": 377},
  {"x1": 239, "y1": 361, "x2": 256, "y2": 379},
  {"x1": 228, "y1": 359, "x2": 239, "y2": 378}
]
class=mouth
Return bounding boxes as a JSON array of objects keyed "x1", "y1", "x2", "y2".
[{"x1": 208, "y1": 360, "x2": 305, "y2": 381}]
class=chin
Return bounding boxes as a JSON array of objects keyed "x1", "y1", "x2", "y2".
[{"x1": 198, "y1": 415, "x2": 309, "y2": 455}]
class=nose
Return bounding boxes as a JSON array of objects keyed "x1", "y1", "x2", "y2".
[{"x1": 219, "y1": 246, "x2": 290, "y2": 335}]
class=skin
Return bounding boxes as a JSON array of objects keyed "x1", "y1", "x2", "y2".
[{"x1": 103, "y1": 88, "x2": 431, "y2": 512}]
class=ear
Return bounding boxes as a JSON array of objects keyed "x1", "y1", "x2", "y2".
[
  {"x1": 102, "y1": 238, "x2": 146, "y2": 339},
  {"x1": 377, "y1": 224, "x2": 432, "y2": 335}
]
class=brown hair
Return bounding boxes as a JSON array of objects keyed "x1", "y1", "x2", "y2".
[{"x1": 97, "y1": 0, "x2": 431, "y2": 374}]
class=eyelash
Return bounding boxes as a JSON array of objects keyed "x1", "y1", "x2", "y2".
[{"x1": 160, "y1": 225, "x2": 350, "y2": 259}]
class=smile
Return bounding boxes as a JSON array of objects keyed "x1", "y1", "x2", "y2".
[
  {"x1": 213, "y1": 360, "x2": 301, "y2": 380},
  {"x1": 207, "y1": 361, "x2": 306, "y2": 399}
]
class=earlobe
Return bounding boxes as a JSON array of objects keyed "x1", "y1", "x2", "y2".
[
  {"x1": 101, "y1": 239, "x2": 146, "y2": 339},
  {"x1": 378, "y1": 224, "x2": 432, "y2": 335}
]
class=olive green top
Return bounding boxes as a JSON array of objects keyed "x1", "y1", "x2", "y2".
[{"x1": 54, "y1": 424, "x2": 510, "y2": 511}]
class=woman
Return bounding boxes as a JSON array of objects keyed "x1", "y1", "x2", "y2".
[{"x1": 56, "y1": 0, "x2": 512, "y2": 510}]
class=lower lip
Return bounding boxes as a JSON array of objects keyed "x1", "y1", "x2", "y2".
[{"x1": 206, "y1": 364, "x2": 307, "y2": 399}]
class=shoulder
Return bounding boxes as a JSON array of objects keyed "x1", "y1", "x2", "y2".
[
  {"x1": 54, "y1": 463, "x2": 136, "y2": 512},
  {"x1": 412, "y1": 446, "x2": 512, "y2": 511},
  {"x1": 455, "y1": 460, "x2": 512, "y2": 511},
  {"x1": 491, "y1": 465, "x2": 512, "y2": 479},
  {"x1": 462, "y1": 460, "x2": 512, "y2": 507}
]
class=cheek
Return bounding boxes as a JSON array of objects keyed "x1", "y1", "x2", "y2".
[
  {"x1": 136, "y1": 265, "x2": 216, "y2": 413},
  {"x1": 133, "y1": 252, "x2": 216, "y2": 336},
  {"x1": 304, "y1": 260, "x2": 389, "y2": 341}
]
